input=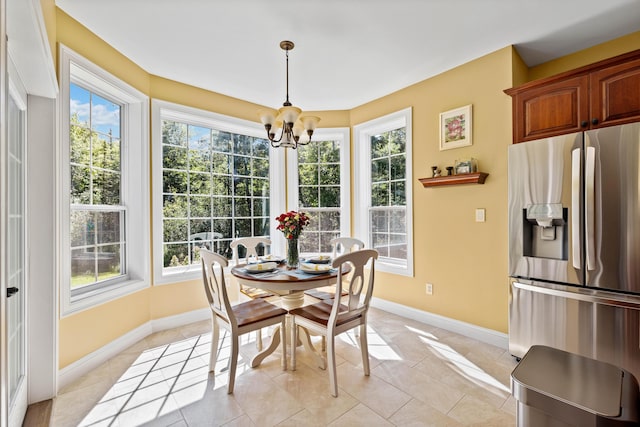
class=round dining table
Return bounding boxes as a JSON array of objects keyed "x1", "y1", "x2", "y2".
[{"x1": 230, "y1": 262, "x2": 344, "y2": 368}]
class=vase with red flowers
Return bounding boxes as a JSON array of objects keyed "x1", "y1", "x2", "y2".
[{"x1": 275, "y1": 210, "x2": 310, "y2": 269}]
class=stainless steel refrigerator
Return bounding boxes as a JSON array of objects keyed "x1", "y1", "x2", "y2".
[{"x1": 508, "y1": 122, "x2": 640, "y2": 381}]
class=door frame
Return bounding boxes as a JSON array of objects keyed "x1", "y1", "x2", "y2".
[
  {"x1": 1, "y1": 0, "x2": 10, "y2": 423},
  {"x1": 6, "y1": 56, "x2": 29, "y2": 427},
  {"x1": 2, "y1": 0, "x2": 58, "y2": 424}
]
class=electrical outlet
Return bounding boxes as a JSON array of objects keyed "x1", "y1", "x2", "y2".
[
  {"x1": 426, "y1": 283, "x2": 433, "y2": 295},
  {"x1": 475, "y1": 208, "x2": 486, "y2": 222}
]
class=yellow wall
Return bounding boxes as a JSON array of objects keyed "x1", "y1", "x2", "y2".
[
  {"x1": 527, "y1": 30, "x2": 640, "y2": 81},
  {"x1": 511, "y1": 47, "x2": 529, "y2": 87},
  {"x1": 56, "y1": 10, "x2": 150, "y2": 95},
  {"x1": 351, "y1": 47, "x2": 515, "y2": 332},
  {"x1": 53, "y1": 7, "x2": 640, "y2": 368},
  {"x1": 59, "y1": 289, "x2": 151, "y2": 367}
]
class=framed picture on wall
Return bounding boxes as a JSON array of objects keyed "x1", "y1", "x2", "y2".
[{"x1": 439, "y1": 104, "x2": 472, "y2": 151}]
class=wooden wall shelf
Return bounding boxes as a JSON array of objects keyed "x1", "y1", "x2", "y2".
[{"x1": 419, "y1": 172, "x2": 489, "y2": 187}]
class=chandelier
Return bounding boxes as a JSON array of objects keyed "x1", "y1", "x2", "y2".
[{"x1": 259, "y1": 41, "x2": 320, "y2": 149}]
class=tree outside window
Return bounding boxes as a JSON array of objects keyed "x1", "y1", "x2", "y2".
[
  {"x1": 354, "y1": 108, "x2": 413, "y2": 276},
  {"x1": 297, "y1": 140, "x2": 342, "y2": 254},
  {"x1": 69, "y1": 83, "x2": 125, "y2": 290},
  {"x1": 161, "y1": 120, "x2": 271, "y2": 268}
]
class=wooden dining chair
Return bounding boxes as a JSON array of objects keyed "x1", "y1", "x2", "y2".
[
  {"x1": 230, "y1": 237, "x2": 275, "y2": 300},
  {"x1": 290, "y1": 248, "x2": 378, "y2": 397},
  {"x1": 230, "y1": 237, "x2": 278, "y2": 350},
  {"x1": 200, "y1": 249, "x2": 287, "y2": 394},
  {"x1": 304, "y1": 237, "x2": 365, "y2": 301}
]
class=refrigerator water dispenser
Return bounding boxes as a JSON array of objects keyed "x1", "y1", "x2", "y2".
[{"x1": 523, "y1": 203, "x2": 567, "y2": 260}]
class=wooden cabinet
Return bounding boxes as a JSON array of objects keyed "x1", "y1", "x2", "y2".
[
  {"x1": 506, "y1": 50, "x2": 640, "y2": 143},
  {"x1": 590, "y1": 57, "x2": 640, "y2": 128},
  {"x1": 508, "y1": 75, "x2": 589, "y2": 142}
]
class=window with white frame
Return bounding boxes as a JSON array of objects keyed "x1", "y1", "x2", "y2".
[
  {"x1": 287, "y1": 128, "x2": 350, "y2": 255},
  {"x1": 59, "y1": 45, "x2": 149, "y2": 315},
  {"x1": 152, "y1": 100, "x2": 286, "y2": 283},
  {"x1": 354, "y1": 108, "x2": 413, "y2": 276}
]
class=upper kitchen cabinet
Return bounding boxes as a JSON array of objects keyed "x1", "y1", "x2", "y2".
[
  {"x1": 590, "y1": 57, "x2": 640, "y2": 129},
  {"x1": 505, "y1": 49, "x2": 640, "y2": 143}
]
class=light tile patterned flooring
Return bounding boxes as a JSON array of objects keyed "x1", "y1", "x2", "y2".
[{"x1": 51, "y1": 308, "x2": 518, "y2": 426}]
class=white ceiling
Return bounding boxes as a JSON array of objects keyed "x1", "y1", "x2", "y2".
[{"x1": 55, "y1": 0, "x2": 640, "y2": 111}]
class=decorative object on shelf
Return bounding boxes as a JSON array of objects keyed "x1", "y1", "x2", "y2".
[
  {"x1": 418, "y1": 172, "x2": 489, "y2": 187},
  {"x1": 431, "y1": 165, "x2": 440, "y2": 177},
  {"x1": 446, "y1": 166, "x2": 454, "y2": 176},
  {"x1": 275, "y1": 210, "x2": 310, "y2": 269},
  {"x1": 439, "y1": 104, "x2": 473, "y2": 151},
  {"x1": 258, "y1": 41, "x2": 320, "y2": 149},
  {"x1": 454, "y1": 158, "x2": 478, "y2": 175}
]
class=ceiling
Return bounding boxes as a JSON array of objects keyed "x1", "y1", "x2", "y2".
[{"x1": 55, "y1": 0, "x2": 640, "y2": 111}]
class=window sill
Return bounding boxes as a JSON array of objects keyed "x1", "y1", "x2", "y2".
[{"x1": 63, "y1": 278, "x2": 149, "y2": 317}]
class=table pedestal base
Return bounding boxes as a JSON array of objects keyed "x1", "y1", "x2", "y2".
[{"x1": 250, "y1": 292, "x2": 325, "y2": 370}]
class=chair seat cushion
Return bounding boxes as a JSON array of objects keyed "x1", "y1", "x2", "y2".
[
  {"x1": 290, "y1": 300, "x2": 362, "y2": 327},
  {"x1": 232, "y1": 299, "x2": 287, "y2": 327}
]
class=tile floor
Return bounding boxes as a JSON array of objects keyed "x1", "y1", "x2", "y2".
[{"x1": 51, "y1": 308, "x2": 518, "y2": 426}]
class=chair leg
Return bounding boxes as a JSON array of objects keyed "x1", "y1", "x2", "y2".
[
  {"x1": 291, "y1": 318, "x2": 297, "y2": 371},
  {"x1": 280, "y1": 317, "x2": 287, "y2": 371},
  {"x1": 209, "y1": 317, "x2": 220, "y2": 372},
  {"x1": 359, "y1": 323, "x2": 370, "y2": 376},
  {"x1": 227, "y1": 334, "x2": 239, "y2": 394},
  {"x1": 327, "y1": 335, "x2": 338, "y2": 397}
]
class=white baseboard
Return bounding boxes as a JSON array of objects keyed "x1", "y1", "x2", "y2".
[
  {"x1": 58, "y1": 322, "x2": 151, "y2": 391},
  {"x1": 370, "y1": 297, "x2": 508, "y2": 349},
  {"x1": 57, "y1": 308, "x2": 210, "y2": 391},
  {"x1": 58, "y1": 301, "x2": 506, "y2": 392},
  {"x1": 150, "y1": 308, "x2": 210, "y2": 333}
]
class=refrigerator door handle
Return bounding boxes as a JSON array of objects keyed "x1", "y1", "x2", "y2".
[
  {"x1": 585, "y1": 146, "x2": 596, "y2": 270},
  {"x1": 571, "y1": 148, "x2": 581, "y2": 269},
  {"x1": 512, "y1": 281, "x2": 640, "y2": 311}
]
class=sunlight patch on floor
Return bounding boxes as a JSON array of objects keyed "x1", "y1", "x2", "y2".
[
  {"x1": 337, "y1": 327, "x2": 403, "y2": 361},
  {"x1": 78, "y1": 332, "x2": 256, "y2": 426},
  {"x1": 406, "y1": 325, "x2": 510, "y2": 395}
]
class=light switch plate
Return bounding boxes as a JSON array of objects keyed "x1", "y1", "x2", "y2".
[{"x1": 475, "y1": 208, "x2": 486, "y2": 222}]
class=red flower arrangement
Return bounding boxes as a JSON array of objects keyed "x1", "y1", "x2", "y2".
[{"x1": 275, "y1": 210, "x2": 310, "y2": 239}]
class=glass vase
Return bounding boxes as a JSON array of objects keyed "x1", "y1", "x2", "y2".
[{"x1": 286, "y1": 237, "x2": 299, "y2": 269}]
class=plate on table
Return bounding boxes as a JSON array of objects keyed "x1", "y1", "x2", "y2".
[
  {"x1": 259, "y1": 255, "x2": 284, "y2": 263},
  {"x1": 306, "y1": 255, "x2": 331, "y2": 264},
  {"x1": 300, "y1": 263, "x2": 334, "y2": 274},
  {"x1": 244, "y1": 262, "x2": 279, "y2": 274}
]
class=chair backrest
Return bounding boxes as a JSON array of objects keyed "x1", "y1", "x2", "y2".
[
  {"x1": 330, "y1": 249, "x2": 378, "y2": 325},
  {"x1": 330, "y1": 237, "x2": 365, "y2": 258},
  {"x1": 230, "y1": 237, "x2": 271, "y2": 264},
  {"x1": 201, "y1": 249, "x2": 235, "y2": 326}
]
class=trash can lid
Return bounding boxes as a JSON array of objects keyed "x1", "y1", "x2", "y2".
[{"x1": 511, "y1": 345, "x2": 623, "y2": 417}]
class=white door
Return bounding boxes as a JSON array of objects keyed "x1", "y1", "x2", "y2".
[{"x1": 6, "y1": 72, "x2": 28, "y2": 427}]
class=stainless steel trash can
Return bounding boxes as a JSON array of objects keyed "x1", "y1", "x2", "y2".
[{"x1": 511, "y1": 345, "x2": 639, "y2": 426}]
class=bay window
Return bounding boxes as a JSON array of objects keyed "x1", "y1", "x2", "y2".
[
  {"x1": 152, "y1": 101, "x2": 285, "y2": 283},
  {"x1": 354, "y1": 108, "x2": 413, "y2": 276},
  {"x1": 287, "y1": 128, "x2": 350, "y2": 255},
  {"x1": 59, "y1": 45, "x2": 149, "y2": 314}
]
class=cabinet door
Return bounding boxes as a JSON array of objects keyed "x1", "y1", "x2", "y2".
[
  {"x1": 590, "y1": 57, "x2": 640, "y2": 128},
  {"x1": 512, "y1": 75, "x2": 589, "y2": 143}
]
